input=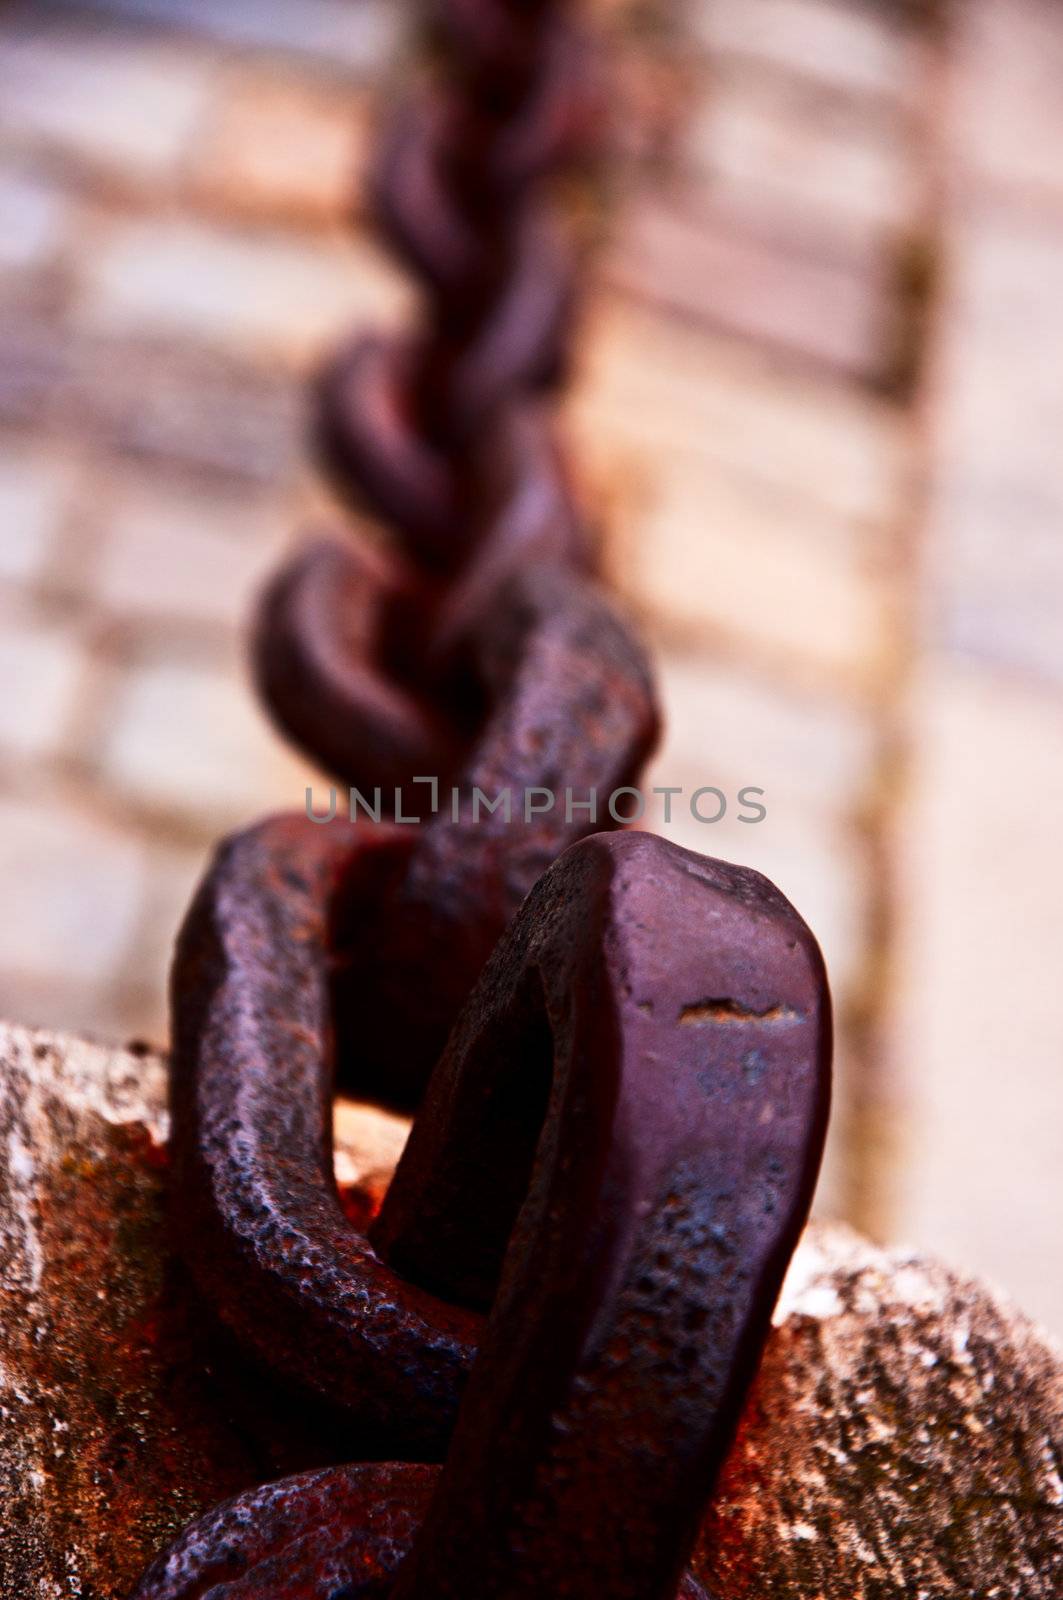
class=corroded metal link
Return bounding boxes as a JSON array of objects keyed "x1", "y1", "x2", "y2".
[
  {"x1": 317, "y1": 0, "x2": 588, "y2": 561},
  {"x1": 252, "y1": 536, "x2": 462, "y2": 794},
  {"x1": 413, "y1": 209, "x2": 575, "y2": 439},
  {"x1": 434, "y1": 0, "x2": 570, "y2": 77},
  {"x1": 130, "y1": 1464, "x2": 437, "y2": 1600},
  {"x1": 316, "y1": 336, "x2": 465, "y2": 567},
  {"x1": 317, "y1": 288, "x2": 573, "y2": 571},
  {"x1": 138, "y1": 831, "x2": 831, "y2": 1598},
  {"x1": 379, "y1": 830, "x2": 831, "y2": 1599},
  {"x1": 373, "y1": 37, "x2": 594, "y2": 297},
  {"x1": 255, "y1": 405, "x2": 588, "y2": 789},
  {"x1": 131, "y1": 1462, "x2": 705, "y2": 1600},
  {"x1": 169, "y1": 816, "x2": 480, "y2": 1456},
  {"x1": 330, "y1": 559, "x2": 660, "y2": 1108},
  {"x1": 317, "y1": 220, "x2": 574, "y2": 553},
  {"x1": 171, "y1": 553, "x2": 660, "y2": 1435}
]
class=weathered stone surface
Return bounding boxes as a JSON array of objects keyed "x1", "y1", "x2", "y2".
[
  {"x1": 0, "y1": 1024, "x2": 240, "y2": 1600},
  {"x1": 697, "y1": 1226, "x2": 1063, "y2": 1597},
  {"x1": 0, "y1": 1022, "x2": 407, "y2": 1599},
  {"x1": 1, "y1": 1024, "x2": 1060, "y2": 1597}
]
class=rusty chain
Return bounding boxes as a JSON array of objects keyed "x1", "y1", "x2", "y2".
[{"x1": 131, "y1": 2, "x2": 833, "y2": 1596}]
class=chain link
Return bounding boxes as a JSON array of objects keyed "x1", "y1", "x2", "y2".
[{"x1": 132, "y1": 3, "x2": 833, "y2": 1595}]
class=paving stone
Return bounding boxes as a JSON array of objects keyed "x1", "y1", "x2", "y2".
[
  {"x1": 0, "y1": 321, "x2": 304, "y2": 483},
  {"x1": 95, "y1": 651, "x2": 323, "y2": 835},
  {"x1": 0, "y1": 19, "x2": 216, "y2": 185},
  {"x1": 891, "y1": 662, "x2": 1063, "y2": 1337},
  {"x1": 651, "y1": 648, "x2": 880, "y2": 818},
  {"x1": 927, "y1": 210, "x2": 1063, "y2": 687},
  {"x1": 572, "y1": 297, "x2": 907, "y2": 538},
  {"x1": 951, "y1": 0, "x2": 1063, "y2": 204},
  {"x1": 0, "y1": 320, "x2": 73, "y2": 429},
  {"x1": 605, "y1": 189, "x2": 891, "y2": 380},
  {"x1": 0, "y1": 608, "x2": 87, "y2": 763},
  {"x1": 0, "y1": 792, "x2": 146, "y2": 988},
  {"x1": 39, "y1": 0, "x2": 401, "y2": 77},
  {"x1": 683, "y1": 64, "x2": 918, "y2": 255},
  {"x1": 113, "y1": 839, "x2": 210, "y2": 1045},
  {"x1": 92, "y1": 472, "x2": 293, "y2": 630},
  {"x1": 0, "y1": 438, "x2": 78, "y2": 585},
  {"x1": 610, "y1": 445, "x2": 896, "y2": 687},
  {"x1": 691, "y1": 0, "x2": 922, "y2": 106},
  {"x1": 76, "y1": 217, "x2": 409, "y2": 364},
  {"x1": 0, "y1": 166, "x2": 70, "y2": 274},
  {"x1": 190, "y1": 70, "x2": 371, "y2": 224}
]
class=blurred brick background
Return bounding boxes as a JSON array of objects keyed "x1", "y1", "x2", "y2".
[{"x1": 0, "y1": 0, "x2": 1060, "y2": 1333}]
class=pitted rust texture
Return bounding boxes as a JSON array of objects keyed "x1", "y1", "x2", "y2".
[
  {"x1": 169, "y1": 815, "x2": 481, "y2": 1455},
  {"x1": 131, "y1": 1464, "x2": 437, "y2": 1600},
  {"x1": 137, "y1": 831, "x2": 831, "y2": 1598},
  {"x1": 378, "y1": 831, "x2": 831, "y2": 1600}
]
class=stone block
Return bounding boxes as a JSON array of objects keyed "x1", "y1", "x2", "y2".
[
  {"x1": 42, "y1": 0, "x2": 401, "y2": 77},
  {"x1": 0, "y1": 606, "x2": 87, "y2": 762},
  {"x1": 76, "y1": 216, "x2": 409, "y2": 364},
  {"x1": 926, "y1": 210, "x2": 1063, "y2": 688},
  {"x1": 690, "y1": 0, "x2": 922, "y2": 107},
  {"x1": 0, "y1": 437, "x2": 78, "y2": 585},
  {"x1": 190, "y1": 70, "x2": 371, "y2": 225},
  {"x1": 94, "y1": 649, "x2": 322, "y2": 836},
  {"x1": 0, "y1": 19, "x2": 214, "y2": 185},
  {"x1": 605, "y1": 190, "x2": 891, "y2": 380},
  {"x1": 950, "y1": 0, "x2": 1063, "y2": 204},
  {"x1": 609, "y1": 447, "x2": 897, "y2": 689},
  {"x1": 0, "y1": 793, "x2": 146, "y2": 989},
  {"x1": 92, "y1": 471, "x2": 293, "y2": 631},
  {"x1": 0, "y1": 165, "x2": 70, "y2": 274},
  {"x1": 891, "y1": 662, "x2": 1063, "y2": 1336},
  {"x1": 683, "y1": 64, "x2": 918, "y2": 255},
  {"x1": 571, "y1": 297, "x2": 906, "y2": 539}
]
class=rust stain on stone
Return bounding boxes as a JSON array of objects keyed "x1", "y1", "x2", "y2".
[{"x1": 0, "y1": 1024, "x2": 385, "y2": 1600}]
